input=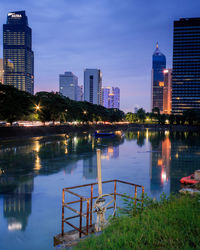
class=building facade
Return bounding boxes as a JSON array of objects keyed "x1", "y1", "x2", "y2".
[
  {"x1": 76, "y1": 85, "x2": 83, "y2": 101},
  {"x1": 172, "y1": 18, "x2": 200, "y2": 114},
  {"x1": 102, "y1": 86, "x2": 120, "y2": 109},
  {"x1": 0, "y1": 59, "x2": 4, "y2": 84},
  {"x1": 3, "y1": 11, "x2": 34, "y2": 94},
  {"x1": 163, "y1": 69, "x2": 172, "y2": 114},
  {"x1": 151, "y1": 43, "x2": 166, "y2": 112},
  {"x1": 59, "y1": 72, "x2": 78, "y2": 100},
  {"x1": 84, "y1": 69, "x2": 102, "y2": 105}
]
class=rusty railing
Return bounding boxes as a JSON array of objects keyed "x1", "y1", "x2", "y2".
[{"x1": 62, "y1": 179, "x2": 144, "y2": 237}]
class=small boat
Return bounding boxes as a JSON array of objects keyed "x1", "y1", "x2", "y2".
[
  {"x1": 94, "y1": 131, "x2": 115, "y2": 137},
  {"x1": 180, "y1": 174, "x2": 200, "y2": 185}
]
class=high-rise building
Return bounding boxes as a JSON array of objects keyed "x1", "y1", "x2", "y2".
[
  {"x1": 59, "y1": 72, "x2": 78, "y2": 100},
  {"x1": 102, "y1": 86, "x2": 120, "y2": 109},
  {"x1": 0, "y1": 59, "x2": 4, "y2": 84},
  {"x1": 163, "y1": 69, "x2": 172, "y2": 114},
  {"x1": 76, "y1": 85, "x2": 83, "y2": 101},
  {"x1": 3, "y1": 11, "x2": 34, "y2": 94},
  {"x1": 84, "y1": 69, "x2": 102, "y2": 105},
  {"x1": 151, "y1": 43, "x2": 166, "y2": 112},
  {"x1": 172, "y1": 18, "x2": 200, "y2": 114}
]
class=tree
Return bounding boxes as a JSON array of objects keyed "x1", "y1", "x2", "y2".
[
  {"x1": 0, "y1": 84, "x2": 34, "y2": 124},
  {"x1": 136, "y1": 108, "x2": 146, "y2": 123}
]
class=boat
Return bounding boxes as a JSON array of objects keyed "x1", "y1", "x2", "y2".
[
  {"x1": 94, "y1": 131, "x2": 115, "y2": 137},
  {"x1": 180, "y1": 174, "x2": 200, "y2": 185}
]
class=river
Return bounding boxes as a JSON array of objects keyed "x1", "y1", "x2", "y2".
[{"x1": 0, "y1": 130, "x2": 200, "y2": 250}]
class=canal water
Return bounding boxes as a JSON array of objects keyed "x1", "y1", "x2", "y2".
[{"x1": 0, "y1": 130, "x2": 200, "y2": 250}]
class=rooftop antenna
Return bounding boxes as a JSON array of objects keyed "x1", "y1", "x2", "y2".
[{"x1": 156, "y1": 42, "x2": 159, "y2": 49}]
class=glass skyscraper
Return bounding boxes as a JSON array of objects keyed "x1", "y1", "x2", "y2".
[
  {"x1": 84, "y1": 69, "x2": 102, "y2": 105},
  {"x1": 172, "y1": 18, "x2": 200, "y2": 114},
  {"x1": 3, "y1": 11, "x2": 34, "y2": 94},
  {"x1": 151, "y1": 43, "x2": 166, "y2": 112}
]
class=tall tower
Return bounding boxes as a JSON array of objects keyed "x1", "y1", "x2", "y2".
[
  {"x1": 172, "y1": 18, "x2": 200, "y2": 114},
  {"x1": 84, "y1": 69, "x2": 102, "y2": 105},
  {"x1": 59, "y1": 72, "x2": 78, "y2": 100},
  {"x1": 3, "y1": 11, "x2": 34, "y2": 94},
  {"x1": 151, "y1": 43, "x2": 166, "y2": 112}
]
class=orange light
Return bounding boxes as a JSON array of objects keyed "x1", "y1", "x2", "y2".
[
  {"x1": 157, "y1": 159, "x2": 163, "y2": 166},
  {"x1": 159, "y1": 81, "x2": 164, "y2": 87}
]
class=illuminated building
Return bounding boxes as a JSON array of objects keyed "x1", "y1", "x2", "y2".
[
  {"x1": 0, "y1": 59, "x2": 4, "y2": 84},
  {"x1": 3, "y1": 11, "x2": 34, "y2": 94},
  {"x1": 172, "y1": 18, "x2": 200, "y2": 114},
  {"x1": 163, "y1": 69, "x2": 172, "y2": 114},
  {"x1": 102, "y1": 87, "x2": 120, "y2": 109},
  {"x1": 151, "y1": 42, "x2": 166, "y2": 112},
  {"x1": 84, "y1": 69, "x2": 102, "y2": 105},
  {"x1": 59, "y1": 72, "x2": 81, "y2": 101}
]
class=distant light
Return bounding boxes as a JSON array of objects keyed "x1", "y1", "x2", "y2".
[
  {"x1": 35, "y1": 104, "x2": 40, "y2": 111},
  {"x1": 161, "y1": 170, "x2": 167, "y2": 183},
  {"x1": 159, "y1": 81, "x2": 164, "y2": 87},
  {"x1": 8, "y1": 222, "x2": 22, "y2": 231},
  {"x1": 163, "y1": 69, "x2": 169, "y2": 74}
]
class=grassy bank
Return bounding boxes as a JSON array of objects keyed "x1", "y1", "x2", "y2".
[{"x1": 76, "y1": 195, "x2": 200, "y2": 249}]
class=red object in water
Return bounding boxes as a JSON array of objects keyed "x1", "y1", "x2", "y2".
[{"x1": 180, "y1": 174, "x2": 200, "y2": 185}]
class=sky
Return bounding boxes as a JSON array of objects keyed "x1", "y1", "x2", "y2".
[{"x1": 1, "y1": 0, "x2": 200, "y2": 112}]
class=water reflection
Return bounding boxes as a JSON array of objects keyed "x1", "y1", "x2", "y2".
[{"x1": 0, "y1": 131, "x2": 200, "y2": 239}]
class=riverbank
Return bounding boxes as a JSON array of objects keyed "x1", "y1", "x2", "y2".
[
  {"x1": 76, "y1": 194, "x2": 200, "y2": 249},
  {"x1": 0, "y1": 123, "x2": 199, "y2": 139}
]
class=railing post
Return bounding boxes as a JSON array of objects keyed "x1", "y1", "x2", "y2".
[
  {"x1": 141, "y1": 186, "x2": 144, "y2": 209},
  {"x1": 134, "y1": 186, "x2": 137, "y2": 211},
  {"x1": 61, "y1": 189, "x2": 65, "y2": 236},
  {"x1": 79, "y1": 198, "x2": 83, "y2": 238},
  {"x1": 90, "y1": 184, "x2": 93, "y2": 227},
  {"x1": 114, "y1": 180, "x2": 116, "y2": 216},
  {"x1": 86, "y1": 199, "x2": 90, "y2": 235}
]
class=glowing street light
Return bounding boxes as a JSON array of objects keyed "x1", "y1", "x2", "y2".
[
  {"x1": 83, "y1": 110, "x2": 87, "y2": 115},
  {"x1": 35, "y1": 104, "x2": 40, "y2": 111}
]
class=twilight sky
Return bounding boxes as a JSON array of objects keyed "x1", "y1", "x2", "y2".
[{"x1": 1, "y1": 0, "x2": 200, "y2": 112}]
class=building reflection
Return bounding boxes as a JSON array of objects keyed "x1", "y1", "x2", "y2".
[
  {"x1": 0, "y1": 133, "x2": 125, "y2": 230},
  {"x1": 169, "y1": 132, "x2": 200, "y2": 193},
  {"x1": 83, "y1": 155, "x2": 97, "y2": 179},
  {"x1": 3, "y1": 177, "x2": 34, "y2": 231},
  {"x1": 101, "y1": 145, "x2": 119, "y2": 160},
  {"x1": 150, "y1": 135, "x2": 171, "y2": 197}
]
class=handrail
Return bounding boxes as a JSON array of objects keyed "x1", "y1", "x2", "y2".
[{"x1": 61, "y1": 179, "x2": 144, "y2": 237}]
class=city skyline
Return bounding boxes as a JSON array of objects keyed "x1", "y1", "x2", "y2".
[{"x1": 1, "y1": 1, "x2": 200, "y2": 112}]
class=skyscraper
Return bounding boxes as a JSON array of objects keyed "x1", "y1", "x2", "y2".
[
  {"x1": 102, "y1": 86, "x2": 120, "y2": 109},
  {"x1": 0, "y1": 59, "x2": 4, "y2": 84},
  {"x1": 151, "y1": 43, "x2": 166, "y2": 112},
  {"x1": 84, "y1": 69, "x2": 102, "y2": 105},
  {"x1": 59, "y1": 72, "x2": 78, "y2": 100},
  {"x1": 172, "y1": 18, "x2": 200, "y2": 114},
  {"x1": 163, "y1": 69, "x2": 172, "y2": 114},
  {"x1": 3, "y1": 11, "x2": 34, "y2": 94}
]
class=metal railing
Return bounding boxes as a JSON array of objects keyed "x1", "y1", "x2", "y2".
[{"x1": 62, "y1": 179, "x2": 144, "y2": 237}]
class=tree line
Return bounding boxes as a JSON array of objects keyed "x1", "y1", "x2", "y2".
[
  {"x1": 0, "y1": 84, "x2": 124, "y2": 124},
  {"x1": 126, "y1": 107, "x2": 200, "y2": 125}
]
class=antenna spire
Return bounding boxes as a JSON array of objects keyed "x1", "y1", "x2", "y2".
[{"x1": 156, "y1": 42, "x2": 159, "y2": 49}]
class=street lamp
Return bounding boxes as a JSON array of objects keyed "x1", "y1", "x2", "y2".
[
  {"x1": 83, "y1": 110, "x2": 87, "y2": 115},
  {"x1": 35, "y1": 104, "x2": 40, "y2": 111}
]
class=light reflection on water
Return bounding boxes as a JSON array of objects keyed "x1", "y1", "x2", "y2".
[{"x1": 0, "y1": 130, "x2": 200, "y2": 250}]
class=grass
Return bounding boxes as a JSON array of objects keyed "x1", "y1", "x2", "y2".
[{"x1": 75, "y1": 194, "x2": 200, "y2": 250}]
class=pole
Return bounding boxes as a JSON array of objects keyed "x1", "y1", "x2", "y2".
[{"x1": 97, "y1": 149, "x2": 102, "y2": 196}]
